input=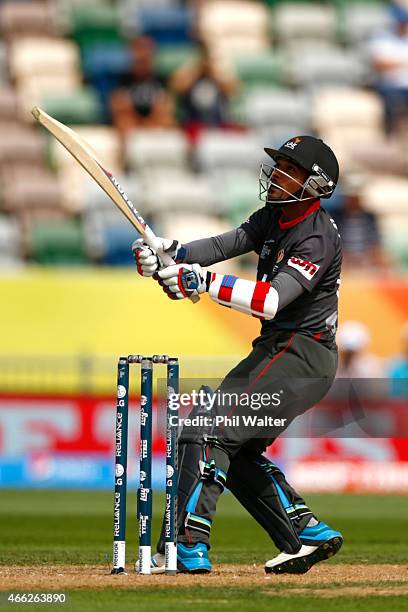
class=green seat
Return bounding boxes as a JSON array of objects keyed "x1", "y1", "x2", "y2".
[
  {"x1": 233, "y1": 51, "x2": 283, "y2": 88},
  {"x1": 69, "y1": 6, "x2": 122, "y2": 55},
  {"x1": 221, "y1": 176, "x2": 259, "y2": 227},
  {"x1": 384, "y1": 233, "x2": 408, "y2": 273},
  {"x1": 29, "y1": 219, "x2": 87, "y2": 265},
  {"x1": 154, "y1": 44, "x2": 198, "y2": 80},
  {"x1": 41, "y1": 87, "x2": 103, "y2": 124}
]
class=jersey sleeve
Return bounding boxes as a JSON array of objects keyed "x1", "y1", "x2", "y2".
[
  {"x1": 280, "y1": 233, "x2": 335, "y2": 292},
  {"x1": 239, "y1": 208, "x2": 268, "y2": 255}
]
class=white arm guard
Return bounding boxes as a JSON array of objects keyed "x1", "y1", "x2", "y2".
[{"x1": 207, "y1": 272, "x2": 279, "y2": 320}]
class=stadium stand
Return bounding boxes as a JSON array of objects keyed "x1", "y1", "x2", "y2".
[{"x1": 0, "y1": 0, "x2": 405, "y2": 271}]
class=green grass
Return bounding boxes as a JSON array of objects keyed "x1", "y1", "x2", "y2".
[
  {"x1": 0, "y1": 491, "x2": 407, "y2": 566},
  {"x1": 0, "y1": 491, "x2": 407, "y2": 611}
]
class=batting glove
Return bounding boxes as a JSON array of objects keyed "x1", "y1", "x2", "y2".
[
  {"x1": 154, "y1": 264, "x2": 209, "y2": 300},
  {"x1": 132, "y1": 238, "x2": 182, "y2": 277}
]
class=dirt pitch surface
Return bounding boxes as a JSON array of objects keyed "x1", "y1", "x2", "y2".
[{"x1": 1, "y1": 564, "x2": 407, "y2": 597}]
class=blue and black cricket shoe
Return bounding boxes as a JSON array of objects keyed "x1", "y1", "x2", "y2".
[
  {"x1": 265, "y1": 521, "x2": 343, "y2": 575},
  {"x1": 177, "y1": 543, "x2": 212, "y2": 574}
]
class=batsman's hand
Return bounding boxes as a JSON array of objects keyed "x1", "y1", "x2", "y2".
[
  {"x1": 154, "y1": 264, "x2": 208, "y2": 300},
  {"x1": 132, "y1": 237, "x2": 181, "y2": 277}
]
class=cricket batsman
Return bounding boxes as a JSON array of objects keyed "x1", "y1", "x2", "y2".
[{"x1": 133, "y1": 136, "x2": 343, "y2": 574}]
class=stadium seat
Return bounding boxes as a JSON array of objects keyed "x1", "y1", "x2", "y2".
[
  {"x1": 341, "y1": 3, "x2": 392, "y2": 45},
  {"x1": 285, "y1": 46, "x2": 370, "y2": 87},
  {"x1": 233, "y1": 51, "x2": 283, "y2": 88},
  {"x1": 362, "y1": 176, "x2": 408, "y2": 215},
  {"x1": 0, "y1": 1, "x2": 57, "y2": 40},
  {"x1": 0, "y1": 43, "x2": 7, "y2": 85},
  {"x1": 0, "y1": 88, "x2": 19, "y2": 121},
  {"x1": 41, "y1": 87, "x2": 104, "y2": 125},
  {"x1": 199, "y1": 1, "x2": 270, "y2": 41},
  {"x1": 0, "y1": 126, "x2": 45, "y2": 165},
  {"x1": 28, "y1": 219, "x2": 87, "y2": 265},
  {"x1": 195, "y1": 130, "x2": 261, "y2": 174},
  {"x1": 350, "y1": 139, "x2": 408, "y2": 176},
  {"x1": 9, "y1": 37, "x2": 81, "y2": 114},
  {"x1": 154, "y1": 44, "x2": 198, "y2": 80},
  {"x1": 52, "y1": 0, "x2": 112, "y2": 34},
  {"x1": 9, "y1": 36, "x2": 80, "y2": 81},
  {"x1": 242, "y1": 88, "x2": 312, "y2": 130},
  {"x1": 82, "y1": 43, "x2": 131, "y2": 118},
  {"x1": 0, "y1": 167, "x2": 64, "y2": 216},
  {"x1": 136, "y1": 7, "x2": 193, "y2": 45},
  {"x1": 380, "y1": 213, "x2": 408, "y2": 271},
  {"x1": 319, "y1": 126, "x2": 384, "y2": 172},
  {"x1": 0, "y1": 216, "x2": 22, "y2": 259},
  {"x1": 219, "y1": 174, "x2": 259, "y2": 226},
  {"x1": 312, "y1": 87, "x2": 384, "y2": 132},
  {"x1": 68, "y1": 6, "x2": 122, "y2": 55},
  {"x1": 142, "y1": 170, "x2": 214, "y2": 214},
  {"x1": 125, "y1": 129, "x2": 189, "y2": 172},
  {"x1": 272, "y1": 3, "x2": 337, "y2": 45},
  {"x1": 49, "y1": 126, "x2": 122, "y2": 212},
  {"x1": 199, "y1": 1, "x2": 270, "y2": 65}
]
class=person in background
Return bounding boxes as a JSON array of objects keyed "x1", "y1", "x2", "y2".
[
  {"x1": 336, "y1": 321, "x2": 384, "y2": 378},
  {"x1": 169, "y1": 41, "x2": 237, "y2": 140},
  {"x1": 369, "y1": 2, "x2": 408, "y2": 132},
  {"x1": 389, "y1": 322, "x2": 408, "y2": 397},
  {"x1": 333, "y1": 177, "x2": 390, "y2": 272},
  {"x1": 110, "y1": 36, "x2": 175, "y2": 134}
]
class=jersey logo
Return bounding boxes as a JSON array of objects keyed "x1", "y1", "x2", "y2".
[
  {"x1": 284, "y1": 137, "x2": 301, "y2": 150},
  {"x1": 276, "y1": 248, "x2": 285, "y2": 263},
  {"x1": 287, "y1": 256, "x2": 320, "y2": 280}
]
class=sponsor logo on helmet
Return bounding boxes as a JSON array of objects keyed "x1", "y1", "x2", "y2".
[{"x1": 284, "y1": 137, "x2": 302, "y2": 150}]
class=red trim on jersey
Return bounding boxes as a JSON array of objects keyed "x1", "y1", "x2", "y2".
[
  {"x1": 312, "y1": 332, "x2": 322, "y2": 341},
  {"x1": 279, "y1": 200, "x2": 320, "y2": 230},
  {"x1": 250, "y1": 281, "x2": 271, "y2": 314}
]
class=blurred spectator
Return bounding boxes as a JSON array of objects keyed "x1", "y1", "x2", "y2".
[
  {"x1": 334, "y1": 177, "x2": 390, "y2": 272},
  {"x1": 389, "y1": 321, "x2": 408, "y2": 396},
  {"x1": 369, "y1": 3, "x2": 408, "y2": 132},
  {"x1": 169, "y1": 41, "x2": 237, "y2": 139},
  {"x1": 110, "y1": 36, "x2": 175, "y2": 134},
  {"x1": 337, "y1": 321, "x2": 384, "y2": 378}
]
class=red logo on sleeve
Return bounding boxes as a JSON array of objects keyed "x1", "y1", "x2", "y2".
[{"x1": 287, "y1": 256, "x2": 320, "y2": 280}]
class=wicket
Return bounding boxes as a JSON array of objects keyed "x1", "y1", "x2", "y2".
[{"x1": 111, "y1": 354, "x2": 179, "y2": 576}]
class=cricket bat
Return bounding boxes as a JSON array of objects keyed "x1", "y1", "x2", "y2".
[{"x1": 31, "y1": 106, "x2": 199, "y2": 303}]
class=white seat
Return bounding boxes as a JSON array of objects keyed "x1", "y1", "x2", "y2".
[
  {"x1": 273, "y1": 3, "x2": 337, "y2": 44},
  {"x1": 286, "y1": 46, "x2": 370, "y2": 87},
  {"x1": 312, "y1": 87, "x2": 384, "y2": 132},
  {"x1": 195, "y1": 130, "x2": 261, "y2": 174},
  {"x1": 0, "y1": 1, "x2": 56, "y2": 39},
  {"x1": 199, "y1": 1, "x2": 269, "y2": 40},
  {"x1": 9, "y1": 37, "x2": 80, "y2": 81},
  {"x1": 243, "y1": 88, "x2": 312, "y2": 129},
  {"x1": 125, "y1": 129, "x2": 189, "y2": 172},
  {"x1": 319, "y1": 127, "x2": 385, "y2": 173},
  {"x1": 156, "y1": 212, "x2": 233, "y2": 274},
  {"x1": 0, "y1": 216, "x2": 21, "y2": 257},
  {"x1": 362, "y1": 177, "x2": 408, "y2": 215},
  {"x1": 342, "y1": 4, "x2": 392, "y2": 45},
  {"x1": 142, "y1": 170, "x2": 214, "y2": 214}
]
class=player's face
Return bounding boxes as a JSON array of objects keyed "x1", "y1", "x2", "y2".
[{"x1": 268, "y1": 158, "x2": 310, "y2": 201}]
